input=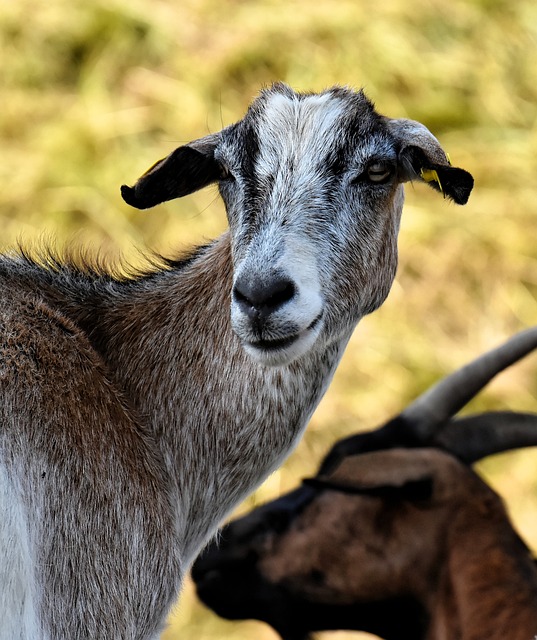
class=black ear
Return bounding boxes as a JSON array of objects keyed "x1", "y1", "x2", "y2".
[
  {"x1": 386, "y1": 117, "x2": 474, "y2": 205},
  {"x1": 121, "y1": 145, "x2": 222, "y2": 210},
  {"x1": 401, "y1": 145, "x2": 474, "y2": 205},
  {"x1": 303, "y1": 476, "x2": 434, "y2": 502}
]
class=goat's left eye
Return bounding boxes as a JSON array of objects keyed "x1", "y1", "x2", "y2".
[{"x1": 366, "y1": 162, "x2": 393, "y2": 184}]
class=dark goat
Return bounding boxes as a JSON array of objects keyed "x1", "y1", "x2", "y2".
[{"x1": 193, "y1": 328, "x2": 537, "y2": 640}]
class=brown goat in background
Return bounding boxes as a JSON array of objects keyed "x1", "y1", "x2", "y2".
[{"x1": 193, "y1": 328, "x2": 537, "y2": 640}]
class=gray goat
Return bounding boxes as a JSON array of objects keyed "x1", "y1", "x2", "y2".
[
  {"x1": 0, "y1": 83, "x2": 473, "y2": 639},
  {"x1": 193, "y1": 327, "x2": 537, "y2": 640}
]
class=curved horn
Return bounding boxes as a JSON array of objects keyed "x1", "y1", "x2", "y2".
[
  {"x1": 434, "y1": 412, "x2": 537, "y2": 464},
  {"x1": 400, "y1": 326, "x2": 537, "y2": 439}
]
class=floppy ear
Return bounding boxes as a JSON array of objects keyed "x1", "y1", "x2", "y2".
[
  {"x1": 303, "y1": 476, "x2": 433, "y2": 502},
  {"x1": 121, "y1": 134, "x2": 222, "y2": 210},
  {"x1": 387, "y1": 118, "x2": 474, "y2": 205}
]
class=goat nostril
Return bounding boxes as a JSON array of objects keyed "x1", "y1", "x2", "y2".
[
  {"x1": 233, "y1": 276, "x2": 296, "y2": 315},
  {"x1": 232, "y1": 285, "x2": 249, "y2": 306},
  {"x1": 266, "y1": 280, "x2": 295, "y2": 308}
]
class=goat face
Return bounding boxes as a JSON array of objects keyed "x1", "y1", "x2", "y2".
[
  {"x1": 220, "y1": 85, "x2": 402, "y2": 366},
  {"x1": 192, "y1": 490, "x2": 318, "y2": 640},
  {"x1": 122, "y1": 84, "x2": 473, "y2": 366},
  {"x1": 192, "y1": 482, "x2": 430, "y2": 640}
]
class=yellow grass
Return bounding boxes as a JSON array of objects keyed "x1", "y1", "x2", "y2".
[{"x1": 2, "y1": 0, "x2": 537, "y2": 637}]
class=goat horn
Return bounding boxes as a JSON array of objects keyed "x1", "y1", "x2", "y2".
[
  {"x1": 434, "y1": 412, "x2": 537, "y2": 463},
  {"x1": 400, "y1": 326, "x2": 537, "y2": 439}
]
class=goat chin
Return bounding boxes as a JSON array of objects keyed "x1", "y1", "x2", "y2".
[{"x1": 240, "y1": 316, "x2": 325, "y2": 366}]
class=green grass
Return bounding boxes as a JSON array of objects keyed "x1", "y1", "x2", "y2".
[{"x1": 2, "y1": 1, "x2": 537, "y2": 638}]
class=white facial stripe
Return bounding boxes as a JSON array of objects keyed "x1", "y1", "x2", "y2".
[
  {"x1": 277, "y1": 233, "x2": 323, "y2": 323},
  {"x1": 255, "y1": 93, "x2": 346, "y2": 180}
]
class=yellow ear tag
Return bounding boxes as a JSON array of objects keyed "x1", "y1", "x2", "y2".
[{"x1": 420, "y1": 168, "x2": 444, "y2": 197}]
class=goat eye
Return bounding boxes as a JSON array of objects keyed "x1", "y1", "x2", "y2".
[{"x1": 366, "y1": 162, "x2": 393, "y2": 184}]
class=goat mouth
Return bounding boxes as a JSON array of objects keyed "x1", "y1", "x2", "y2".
[
  {"x1": 249, "y1": 334, "x2": 299, "y2": 352},
  {"x1": 247, "y1": 313, "x2": 323, "y2": 353}
]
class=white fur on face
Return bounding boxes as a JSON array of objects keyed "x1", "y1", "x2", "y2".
[
  {"x1": 223, "y1": 87, "x2": 399, "y2": 367},
  {"x1": 255, "y1": 92, "x2": 345, "y2": 183}
]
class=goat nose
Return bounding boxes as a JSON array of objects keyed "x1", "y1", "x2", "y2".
[{"x1": 233, "y1": 274, "x2": 296, "y2": 318}]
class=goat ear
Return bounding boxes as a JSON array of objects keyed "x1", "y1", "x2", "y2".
[
  {"x1": 121, "y1": 136, "x2": 222, "y2": 210},
  {"x1": 387, "y1": 118, "x2": 474, "y2": 205},
  {"x1": 303, "y1": 476, "x2": 433, "y2": 502}
]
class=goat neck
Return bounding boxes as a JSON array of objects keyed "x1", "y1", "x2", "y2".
[
  {"x1": 426, "y1": 481, "x2": 537, "y2": 640},
  {"x1": 55, "y1": 233, "x2": 347, "y2": 563}
]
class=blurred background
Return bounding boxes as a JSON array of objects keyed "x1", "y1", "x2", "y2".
[{"x1": 1, "y1": 0, "x2": 536, "y2": 638}]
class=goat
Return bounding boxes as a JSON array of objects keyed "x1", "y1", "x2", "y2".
[
  {"x1": 193, "y1": 327, "x2": 537, "y2": 640},
  {"x1": 0, "y1": 83, "x2": 473, "y2": 639}
]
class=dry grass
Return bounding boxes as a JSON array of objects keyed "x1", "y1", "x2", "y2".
[{"x1": 2, "y1": 0, "x2": 537, "y2": 638}]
